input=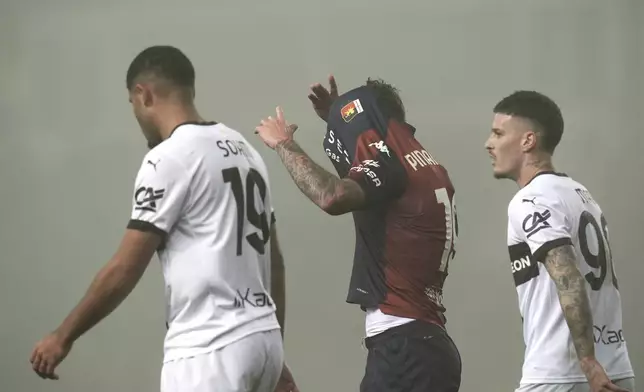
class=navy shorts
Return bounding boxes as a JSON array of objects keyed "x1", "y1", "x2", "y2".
[{"x1": 360, "y1": 320, "x2": 462, "y2": 392}]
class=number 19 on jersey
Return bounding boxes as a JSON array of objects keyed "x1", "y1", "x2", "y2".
[{"x1": 223, "y1": 167, "x2": 271, "y2": 256}]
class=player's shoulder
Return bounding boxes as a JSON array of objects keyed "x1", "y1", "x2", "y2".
[
  {"x1": 508, "y1": 172, "x2": 570, "y2": 215},
  {"x1": 135, "y1": 146, "x2": 186, "y2": 184},
  {"x1": 138, "y1": 128, "x2": 204, "y2": 180},
  {"x1": 144, "y1": 122, "x2": 211, "y2": 161},
  {"x1": 144, "y1": 134, "x2": 186, "y2": 162},
  {"x1": 144, "y1": 140, "x2": 173, "y2": 161}
]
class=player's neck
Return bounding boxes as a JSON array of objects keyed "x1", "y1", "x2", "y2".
[
  {"x1": 158, "y1": 104, "x2": 206, "y2": 141},
  {"x1": 516, "y1": 158, "x2": 555, "y2": 188}
]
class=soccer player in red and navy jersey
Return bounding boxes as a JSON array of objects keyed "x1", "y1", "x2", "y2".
[{"x1": 256, "y1": 76, "x2": 462, "y2": 392}]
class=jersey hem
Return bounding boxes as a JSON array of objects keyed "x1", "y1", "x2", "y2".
[
  {"x1": 161, "y1": 324, "x2": 281, "y2": 364},
  {"x1": 377, "y1": 305, "x2": 446, "y2": 328},
  {"x1": 520, "y1": 370, "x2": 635, "y2": 384}
]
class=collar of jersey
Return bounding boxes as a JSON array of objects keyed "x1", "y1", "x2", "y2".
[
  {"x1": 169, "y1": 121, "x2": 218, "y2": 138},
  {"x1": 525, "y1": 170, "x2": 568, "y2": 186}
]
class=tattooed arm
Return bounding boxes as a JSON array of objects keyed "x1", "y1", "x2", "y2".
[
  {"x1": 542, "y1": 244, "x2": 597, "y2": 372},
  {"x1": 255, "y1": 105, "x2": 405, "y2": 215},
  {"x1": 274, "y1": 139, "x2": 366, "y2": 215}
]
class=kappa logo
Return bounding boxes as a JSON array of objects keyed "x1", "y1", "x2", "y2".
[
  {"x1": 522, "y1": 209, "x2": 551, "y2": 238},
  {"x1": 424, "y1": 286, "x2": 444, "y2": 308},
  {"x1": 350, "y1": 159, "x2": 380, "y2": 173},
  {"x1": 340, "y1": 99, "x2": 364, "y2": 123},
  {"x1": 368, "y1": 141, "x2": 391, "y2": 157},
  {"x1": 362, "y1": 159, "x2": 380, "y2": 168},
  {"x1": 349, "y1": 160, "x2": 382, "y2": 187},
  {"x1": 134, "y1": 186, "x2": 165, "y2": 212}
]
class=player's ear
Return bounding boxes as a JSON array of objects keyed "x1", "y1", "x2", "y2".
[
  {"x1": 522, "y1": 131, "x2": 538, "y2": 152},
  {"x1": 131, "y1": 84, "x2": 143, "y2": 106},
  {"x1": 135, "y1": 84, "x2": 154, "y2": 108}
]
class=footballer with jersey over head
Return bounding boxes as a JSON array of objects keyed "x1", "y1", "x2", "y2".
[
  {"x1": 255, "y1": 76, "x2": 462, "y2": 392},
  {"x1": 485, "y1": 90, "x2": 635, "y2": 392}
]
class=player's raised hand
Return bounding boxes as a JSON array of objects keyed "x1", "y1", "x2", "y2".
[
  {"x1": 29, "y1": 331, "x2": 73, "y2": 380},
  {"x1": 274, "y1": 364, "x2": 300, "y2": 392},
  {"x1": 255, "y1": 107, "x2": 298, "y2": 149},
  {"x1": 308, "y1": 74, "x2": 339, "y2": 122}
]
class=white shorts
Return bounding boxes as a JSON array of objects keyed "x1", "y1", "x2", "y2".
[
  {"x1": 161, "y1": 329, "x2": 283, "y2": 392},
  {"x1": 515, "y1": 377, "x2": 635, "y2": 392}
]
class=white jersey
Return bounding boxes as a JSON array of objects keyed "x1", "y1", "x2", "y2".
[
  {"x1": 128, "y1": 122, "x2": 281, "y2": 363},
  {"x1": 506, "y1": 172, "x2": 633, "y2": 384}
]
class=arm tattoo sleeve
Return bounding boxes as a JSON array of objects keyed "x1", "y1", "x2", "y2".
[
  {"x1": 543, "y1": 244, "x2": 596, "y2": 361},
  {"x1": 274, "y1": 139, "x2": 365, "y2": 215}
]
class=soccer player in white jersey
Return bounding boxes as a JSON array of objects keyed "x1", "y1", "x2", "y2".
[
  {"x1": 29, "y1": 45, "x2": 298, "y2": 392},
  {"x1": 485, "y1": 90, "x2": 635, "y2": 392}
]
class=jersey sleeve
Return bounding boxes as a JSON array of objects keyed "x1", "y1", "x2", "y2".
[
  {"x1": 508, "y1": 191, "x2": 573, "y2": 262},
  {"x1": 326, "y1": 87, "x2": 408, "y2": 206},
  {"x1": 127, "y1": 151, "x2": 189, "y2": 239}
]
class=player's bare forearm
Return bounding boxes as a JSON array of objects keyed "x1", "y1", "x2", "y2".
[
  {"x1": 270, "y1": 225, "x2": 286, "y2": 338},
  {"x1": 54, "y1": 229, "x2": 158, "y2": 344},
  {"x1": 543, "y1": 245, "x2": 596, "y2": 364},
  {"x1": 274, "y1": 138, "x2": 365, "y2": 215},
  {"x1": 55, "y1": 258, "x2": 148, "y2": 345},
  {"x1": 271, "y1": 256, "x2": 286, "y2": 338}
]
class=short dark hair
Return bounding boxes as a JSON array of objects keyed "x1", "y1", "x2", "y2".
[
  {"x1": 493, "y1": 90, "x2": 564, "y2": 154},
  {"x1": 126, "y1": 45, "x2": 195, "y2": 92},
  {"x1": 365, "y1": 78, "x2": 405, "y2": 122}
]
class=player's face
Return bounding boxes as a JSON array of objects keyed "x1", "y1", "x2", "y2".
[
  {"x1": 485, "y1": 114, "x2": 527, "y2": 180},
  {"x1": 128, "y1": 85, "x2": 162, "y2": 149}
]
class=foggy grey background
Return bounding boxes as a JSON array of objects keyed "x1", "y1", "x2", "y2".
[{"x1": 1, "y1": 0, "x2": 641, "y2": 391}]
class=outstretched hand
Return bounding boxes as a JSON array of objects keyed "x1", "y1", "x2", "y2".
[
  {"x1": 255, "y1": 107, "x2": 298, "y2": 150},
  {"x1": 308, "y1": 74, "x2": 339, "y2": 122}
]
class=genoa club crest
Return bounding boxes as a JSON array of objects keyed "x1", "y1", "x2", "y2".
[{"x1": 340, "y1": 99, "x2": 364, "y2": 123}]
